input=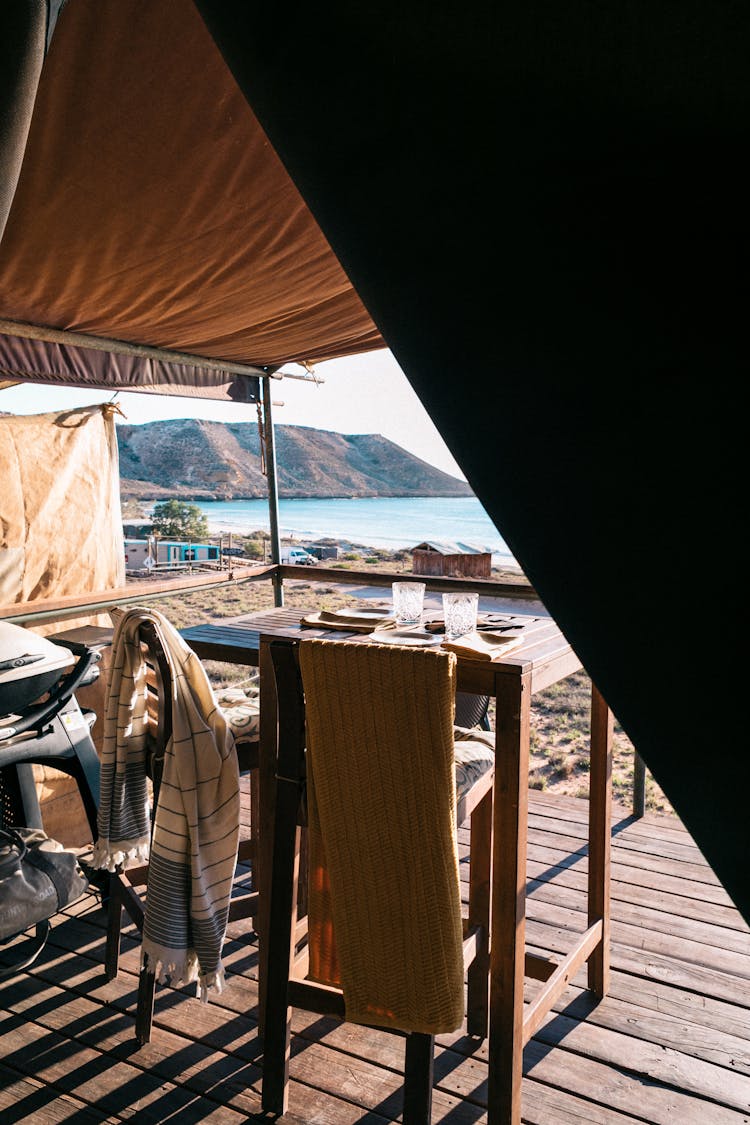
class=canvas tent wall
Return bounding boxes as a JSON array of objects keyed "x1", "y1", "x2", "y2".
[
  {"x1": 0, "y1": 404, "x2": 124, "y2": 616},
  {"x1": 0, "y1": 2, "x2": 746, "y2": 923}
]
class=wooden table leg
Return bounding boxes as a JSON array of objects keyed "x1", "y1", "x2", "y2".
[
  {"x1": 587, "y1": 683, "x2": 612, "y2": 996},
  {"x1": 487, "y1": 670, "x2": 530, "y2": 1125}
]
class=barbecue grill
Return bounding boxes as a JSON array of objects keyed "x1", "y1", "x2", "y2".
[{"x1": 0, "y1": 621, "x2": 102, "y2": 841}]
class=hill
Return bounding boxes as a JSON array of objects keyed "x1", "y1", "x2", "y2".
[{"x1": 116, "y1": 419, "x2": 472, "y2": 500}]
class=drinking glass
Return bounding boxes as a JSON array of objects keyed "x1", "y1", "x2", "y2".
[
  {"x1": 391, "y1": 581, "x2": 425, "y2": 625},
  {"x1": 442, "y1": 592, "x2": 479, "y2": 639}
]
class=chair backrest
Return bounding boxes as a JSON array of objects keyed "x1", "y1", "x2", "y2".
[
  {"x1": 454, "y1": 690, "x2": 491, "y2": 730},
  {"x1": 296, "y1": 637, "x2": 466, "y2": 1034}
]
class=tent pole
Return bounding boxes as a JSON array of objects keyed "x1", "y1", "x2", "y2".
[
  {"x1": 0, "y1": 317, "x2": 270, "y2": 379},
  {"x1": 263, "y1": 376, "x2": 283, "y2": 607},
  {"x1": 0, "y1": 319, "x2": 324, "y2": 382}
]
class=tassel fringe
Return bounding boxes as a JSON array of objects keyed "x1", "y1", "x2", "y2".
[{"x1": 91, "y1": 836, "x2": 150, "y2": 873}]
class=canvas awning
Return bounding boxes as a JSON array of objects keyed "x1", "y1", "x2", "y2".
[
  {"x1": 0, "y1": 329, "x2": 261, "y2": 402},
  {"x1": 0, "y1": 0, "x2": 384, "y2": 396}
]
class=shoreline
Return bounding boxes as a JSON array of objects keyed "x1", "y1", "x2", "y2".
[
  {"x1": 128, "y1": 493, "x2": 521, "y2": 568},
  {"x1": 215, "y1": 526, "x2": 521, "y2": 570}
]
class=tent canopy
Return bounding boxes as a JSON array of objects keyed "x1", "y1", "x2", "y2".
[
  {"x1": 0, "y1": 0, "x2": 383, "y2": 398},
  {"x1": 0, "y1": 1, "x2": 746, "y2": 922}
]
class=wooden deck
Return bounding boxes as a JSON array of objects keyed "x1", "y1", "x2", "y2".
[{"x1": 1, "y1": 790, "x2": 749, "y2": 1124}]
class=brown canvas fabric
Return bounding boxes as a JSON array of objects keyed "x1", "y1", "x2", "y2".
[
  {"x1": 0, "y1": 402, "x2": 125, "y2": 838},
  {"x1": 0, "y1": 403, "x2": 125, "y2": 607},
  {"x1": 0, "y1": 1, "x2": 383, "y2": 369}
]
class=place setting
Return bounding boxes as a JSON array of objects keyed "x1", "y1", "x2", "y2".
[
  {"x1": 367, "y1": 583, "x2": 531, "y2": 659},
  {"x1": 299, "y1": 607, "x2": 395, "y2": 633}
]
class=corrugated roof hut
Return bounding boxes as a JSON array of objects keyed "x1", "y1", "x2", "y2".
[{"x1": 411, "y1": 540, "x2": 492, "y2": 579}]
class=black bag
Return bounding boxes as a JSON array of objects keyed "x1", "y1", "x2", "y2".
[{"x1": 0, "y1": 827, "x2": 88, "y2": 977}]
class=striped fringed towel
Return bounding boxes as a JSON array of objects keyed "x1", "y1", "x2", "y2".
[
  {"x1": 92, "y1": 607, "x2": 240, "y2": 998},
  {"x1": 299, "y1": 639, "x2": 465, "y2": 1035}
]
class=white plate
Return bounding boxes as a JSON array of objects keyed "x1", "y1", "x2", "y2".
[
  {"x1": 323, "y1": 608, "x2": 390, "y2": 621},
  {"x1": 369, "y1": 628, "x2": 441, "y2": 646}
]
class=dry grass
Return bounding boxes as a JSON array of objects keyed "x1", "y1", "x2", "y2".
[
  {"x1": 142, "y1": 557, "x2": 673, "y2": 817},
  {"x1": 524, "y1": 670, "x2": 673, "y2": 815}
]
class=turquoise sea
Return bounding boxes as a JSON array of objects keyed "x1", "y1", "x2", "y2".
[
  {"x1": 193, "y1": 496, "x2": 518, "y2": 566},
  {"x1": 196, "y1": 497, "x2": 519, "y2": 567}
]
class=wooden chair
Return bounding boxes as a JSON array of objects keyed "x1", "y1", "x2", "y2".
[
  {"x1": 455, "y1": 690, "x2": 491, "y2": 731},
  {"x1": 104, "y1": 618, "x2": 260, "y2": 1043},
  {"x1": 261, "y1": 638, "x2": 495, "y2": 1123}
]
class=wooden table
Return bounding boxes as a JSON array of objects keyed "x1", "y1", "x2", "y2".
[{"x1": 184, "y1": 607, "x2": 612, "y2": 1125}]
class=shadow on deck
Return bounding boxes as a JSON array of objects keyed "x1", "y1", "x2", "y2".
[{"x1": 1, "y1": 791, "x2": 748, "y2": 1124}]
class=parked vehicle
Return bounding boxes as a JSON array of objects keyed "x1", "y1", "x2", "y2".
[{"x1": 280, "y1": 546, "x2": 316, "y2": 565}]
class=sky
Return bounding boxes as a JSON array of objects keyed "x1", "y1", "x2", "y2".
[{"x1": 0, "y1": 347, "x2": 467, "y2": 481}]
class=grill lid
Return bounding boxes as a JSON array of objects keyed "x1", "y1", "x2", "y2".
[{"x1": 0, "y1": 621, "x2": 74, "y2": 686}]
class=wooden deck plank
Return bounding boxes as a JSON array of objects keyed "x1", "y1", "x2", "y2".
[
  {"x1": 521, "y1": 835, "x2": 740, "y2": 907},
  {"x1": 2, "y1": 791, "x2": 749, "y2": 1124},
  {"x1": 518, "y1": 1082, "x2": 645, "y2": 1124},
  {"x1": 525, "y1": 824, "x2": 726, "y2": 889},
  {"x1": 527, "y1": 807, "x2": 714, "y2": 866},
  {"x1": 0, "y1": 1063, "x2": 119, "y2": 1124},
  {"x1": 522, "y1": 1038, "x2": 750, "y2": 1125},
  {"x1": 532, "y1": 1008, "x2": 750, "y2": 1113},
  {"x1": 33, "y1": 909, "x2": 750, "y2": 1122},
  {"x1": 525, "y1": 875, "x2": 750, "y2": 955},
  {"x1": 524, "y1": 897, "x2": 750, "y2": 981},
  {"x1": 0, "y1": 944, "x2": 391, "y2": 1125},
  {"x1": 543, "y1": 980, "x2": 750, "y2": 1074},
  {"x1": 0, "y1": 1011, "x2": 242, "y2": 1123},
  {"x1": 523, "y1": 919, "x2": 750, "y2": 1008},
  {"x1": 526, "y1": 855, "x2": 749, "y2": 933},
  {"x1": 529, "y1": 793, "x2": 696, "y2": 843}
]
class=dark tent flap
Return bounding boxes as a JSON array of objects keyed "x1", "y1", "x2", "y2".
[
  {"x1": 0, "y1": 1, "x2": 383, "y2": 369},
  {"x1": 193, "y1": 3, "x2": 748, "y2": 922},
  {"x1": 0, "y1": 332, "x2": 260, "y2": 402}
]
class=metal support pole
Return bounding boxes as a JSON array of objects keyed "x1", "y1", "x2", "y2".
[
  {"x1": 262, "y1": 378, "x2": 283, "y2": 607},
  {"x1": 633, "y1": 751, "x2": 647, "y2": 818}
]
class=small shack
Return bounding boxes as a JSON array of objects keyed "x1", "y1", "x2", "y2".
[
  {"x1": 307, "y1": 544, "x2": 341, "y2": 561},
  {"x1": 124, "y1": 538, "x2": 221, "y2": 572},
  {"x1": 411, "y1": 540, "x2": 492, "y2": 579}
]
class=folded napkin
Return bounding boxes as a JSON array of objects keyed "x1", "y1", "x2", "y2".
[
  {"x1": 301, "y1": 608, "x2": 395, "y2": 632},
  {"x1": 441, "y1": 630, "x2": 525, "y2": 661}
]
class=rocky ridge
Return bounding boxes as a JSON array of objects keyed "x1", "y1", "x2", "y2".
[{"x1": 116, "y1": 418, "x2": 472, "y2": 500}]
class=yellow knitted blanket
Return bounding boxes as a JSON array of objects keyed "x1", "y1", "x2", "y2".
[{"x1": 299, "y1": 639, "x2": 465, "y2": 1035}]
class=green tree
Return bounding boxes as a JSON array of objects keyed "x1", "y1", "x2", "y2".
[{"x1": 151, "y1": 500, "x2": 209, "y2": 540}]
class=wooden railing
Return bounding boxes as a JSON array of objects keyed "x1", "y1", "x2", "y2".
[
  {"x1": 277, "y1": 563, "x2": 538, "y2": 599},
  {"x1": 0, "y1": 564, "x2": 538, "y2": 627},
  {"x1": 0, "y1": 564, "x2": 277, "y2": 626},
  {"x1": 1, "y1": 563, "x2": 647, "y2": 816}
]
